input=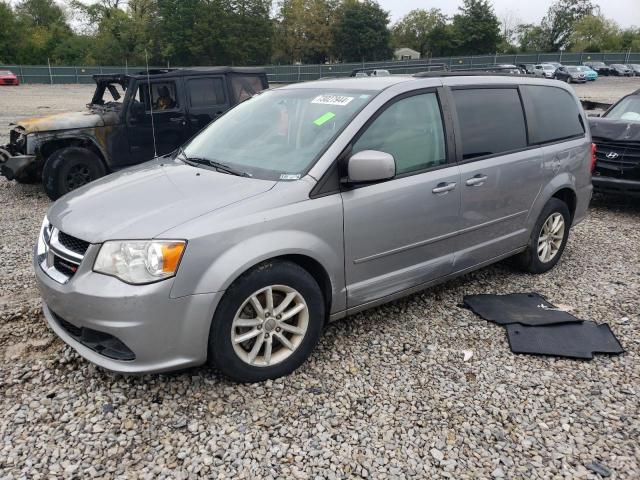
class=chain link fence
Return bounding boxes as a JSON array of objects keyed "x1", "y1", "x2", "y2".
[{"x1": 2, "y1": 51, "x2": 639, "y2": 85}]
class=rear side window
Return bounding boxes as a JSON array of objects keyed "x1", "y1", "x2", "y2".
[
  {"x1": 451, "y1": 88, "x2": 527, "y2": 160},
  {"x1": 522, "y1": 85, "x2": 584, "y2": 144},
  {"x1": 188, "y1": 77, "x2": 226, "y2": 108},
  {"x1": 230, "y1": 75, "x2": 265, "y2": 102}
]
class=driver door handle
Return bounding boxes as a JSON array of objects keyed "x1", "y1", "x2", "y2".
[
  {"x1": 432, "y1": 182, "x2": 457, "y2": 194},
  {"x1": 169, "y1": 117, "x2": 186, "y2": 125}
]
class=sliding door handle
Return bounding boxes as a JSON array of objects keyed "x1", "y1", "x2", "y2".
[
  {"x1": 432, "y1": 182, "x2": 456, "y2": 194},
  {"x1": 466, "y1": 175, "x2": 488, "y2": 186}
]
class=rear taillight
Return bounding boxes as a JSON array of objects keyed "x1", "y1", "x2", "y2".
[{"x1": 590, "y1": 143, "x2": 597, "y2": 172}]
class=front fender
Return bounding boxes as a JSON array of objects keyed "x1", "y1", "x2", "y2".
[
  {"x1": 29, "y1": 129, "x2": 110, "y2": 164},
  {"x1": 189, "y1": 230, "x2": 342, "y2": 305},
  {"x1": 167, "y1": 187, "x2": 346, "y2": 314}
]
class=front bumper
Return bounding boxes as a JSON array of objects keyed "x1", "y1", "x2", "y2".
[
  {"x1": 0, "y1": 146, "x2": 36, "y2": 181},
  {"x1": 592, "y1": 176, "x2": 640, "y2": 197},
  {"x1": 34, "y1": 249, "x2": 223, "y2": 373}
]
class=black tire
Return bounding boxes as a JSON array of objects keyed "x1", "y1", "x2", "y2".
[
  {"x1": 514, "y1": 198, "x2": 571, "y2": 274},
  {"x1": 208, "y1": 260, "x2": 325, "y2": 383},
  {"x1": 42, "y1": 146, "x2": 106, "y2": 200}
]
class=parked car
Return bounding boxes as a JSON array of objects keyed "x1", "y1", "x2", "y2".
[
  {"x1": 533, "y1": 64, "x2": 557, "y2": 79},
  {"x1": 627, "y1": 64, "x2": 640, "y2": 76},
  {"x1": 34, "y1": 74, "x2": 593, "y2": 382},
  {"x1": 576, "y1": 65, "x2": 598, "y2": 81},
  {"x1": 583, "y1": 61, "x2": 612, "y2": 76},
  {"x1": 555, "y1": 65, "x2": 588, "y2": 83},
  {"x1": 609, "y1": 64, "x2": 633, "y2": 76},
  {"x1": 489, "y1": 64, "x2": 522, "y2": 74},
  {"x1": 546, "y1": 62, "x2": 563, "y2": 70},
  {"x1": 0, "y1": 69, "x2": 19, "y2": 85},
  {"x1": 0, "y1": 67, "x2": 269, "y2": 200},
  {"x1": 589, "y1": 88, "x2": 640, "y2": 197},
  {"x1": 517, "y1": 63, "x2": 536, "y2": 74}
]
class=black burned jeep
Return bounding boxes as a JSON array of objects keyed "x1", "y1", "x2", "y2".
[{"x1": 0, "y1": 67, "x2": 268, "y2": 199}]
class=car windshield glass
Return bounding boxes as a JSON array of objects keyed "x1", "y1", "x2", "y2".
[
  {"x1": 181, "y1": 88, "x2": 374, "y2": 180},
  {"x1": 0, "y1": 70, "x2": 12, "y2": 75},
  {"x1": 543, "y1": 65, "x2": 555, "y2": 70},
  {"x1": 605, "y1": 96, "x2": 640, "y2": 123},
  {"x1": 567, "y1": 67, "x2": 579, "y2": 72}
]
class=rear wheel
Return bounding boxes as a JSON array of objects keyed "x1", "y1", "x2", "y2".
[
  {"x1": 514, "y1": 198, "x2": 571, "y2": 274},
  {"x1": 42, "y1": 146, "x2": 106, "y2": 200},
  {"x1": 208, "y1": 260, "x2": 325, "y2": 382}
]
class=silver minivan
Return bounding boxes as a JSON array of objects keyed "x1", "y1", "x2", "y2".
[{"x1": 35, "y1": 74, "x2": 593, "y2": 382}]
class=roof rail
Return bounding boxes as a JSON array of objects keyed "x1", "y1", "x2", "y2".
[
  {"x1": 413, "y1": 65, "x2": 527, "y2": 77},
  {"x1": 351, "y1": 63, "x2": 448, "y2": 77}
]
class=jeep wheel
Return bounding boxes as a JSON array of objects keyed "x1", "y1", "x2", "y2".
[
  {"x1": 208, "y1": 260, "x2": 325, "y2": 383},
  {"x1": 42, "y1": 147, "x2": 106, "y2": 200}
]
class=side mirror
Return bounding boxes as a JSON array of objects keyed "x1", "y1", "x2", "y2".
[
  {"x1": 347, "y1": 150, "x2": 395, "y2": 183},
  {"x1": 130, "y1": 101, "x2": 146, "y2": 119}
]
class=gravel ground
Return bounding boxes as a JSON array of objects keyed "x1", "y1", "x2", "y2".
[{"x1": 0, "y1": 82, "x2": 639, "y2": 478}]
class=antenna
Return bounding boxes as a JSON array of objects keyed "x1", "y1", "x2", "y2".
[{"x1": 145, "y1": 50, "x2": 158, "y2": 158}]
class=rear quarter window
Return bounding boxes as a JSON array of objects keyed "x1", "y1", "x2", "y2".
[{"x1": 522, "y1": 85, "x2": 585, "y2": 144}]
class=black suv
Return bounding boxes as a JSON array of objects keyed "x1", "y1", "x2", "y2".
[{"x1": 0, "y1": 67, "x2": 268, "y2": 199}]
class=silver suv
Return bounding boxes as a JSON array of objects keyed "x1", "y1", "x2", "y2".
[{"x1": 35, "y1": 74, "x2": 593, "y2": 382}]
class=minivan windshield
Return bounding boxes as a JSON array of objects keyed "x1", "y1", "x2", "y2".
[{"x1": 181, "y1": 88, "x2": 375, "y2": 180}]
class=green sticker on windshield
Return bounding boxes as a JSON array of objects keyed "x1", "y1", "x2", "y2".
[{"x1": 314, "y1": 112, "x2": 335, "y2": 126}]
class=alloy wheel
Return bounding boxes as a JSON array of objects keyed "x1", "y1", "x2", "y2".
[
  {"x1": 231, "y1": 285, "x2": 309, "y2": 367},
  {"x1": 537, "y1": 213, "x2": 565, "y2": 263}
]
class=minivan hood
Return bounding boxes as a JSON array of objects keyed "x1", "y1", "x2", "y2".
[{"x1": 46, "y1": 158, "x2": 277, "y2": 242}]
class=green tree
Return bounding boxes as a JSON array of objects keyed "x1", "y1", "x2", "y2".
[
  {"x1": 332, "y1": 0, "x2": 391, "y2": 62},
  {"x1": 517, "y1": 24, "x2": 550, "y2": 52},
  {"x1": 541, "y1": 0, "x2": 595, "y2": 51},
  {"x1": 275, "y1": 0, "x2": 338, "y2": 64},
  {"x1": 451, "y1": 0, "x2": 501, "y2": 55},
  {"x1": 0, "y1": 1, "x2": 22, "y2": 63},
  {"x1": 14, "y1": 0, "x2": 75, "y2": 64},
  {"x1": 569, "y1": 14, "x2": 622, "y2": 52},
  {"x1": 391, "y1": 8, "x2": 448, "y2": 57},
  {"x1": 156, "y1": 0, "x2": 200, "y2": 65}
]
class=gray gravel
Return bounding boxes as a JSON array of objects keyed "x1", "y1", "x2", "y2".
[{"x1": 1, "y1": 84, "x2": 639, "y2": 479}]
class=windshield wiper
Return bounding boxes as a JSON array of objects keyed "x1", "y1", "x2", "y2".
[{"x1": 178, "y1": 150, "x2": 251, "y2": 177}]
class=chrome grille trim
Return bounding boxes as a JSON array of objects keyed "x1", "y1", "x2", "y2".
[{"x1": 38, "y1": 224, "x2": 86, "y2": 284}]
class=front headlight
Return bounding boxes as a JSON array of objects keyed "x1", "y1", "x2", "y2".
[{"x1": 93, "y1": 240, "x2": 186, "y2": 284}]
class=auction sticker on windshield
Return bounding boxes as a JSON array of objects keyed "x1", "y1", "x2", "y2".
[{"x1": 311, "y1": 95, "x2": 354, "y2": 106}]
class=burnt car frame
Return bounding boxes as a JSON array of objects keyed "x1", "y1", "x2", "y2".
[
  {"x1": 589, "y1": 88, "x2": 640, "y2": 197},
  {"x1": 0, "y1": 67, "x2": 268, "y2": 199}
]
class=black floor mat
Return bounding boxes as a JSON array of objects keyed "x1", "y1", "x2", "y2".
[
  {"x1": 506, "y1": 322, "x2": 624, "y2": 359},
  {"x1": 463, "y1": 293, "x2": 580, "y2": 326}
]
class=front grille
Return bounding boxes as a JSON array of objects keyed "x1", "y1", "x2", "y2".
[
  {"x1": 53, "y1": 311, "x2": 136, "y2": 361},
  {"x1": 594, "y1": 141, "x2": 640, "y2": 180},
  {"x1": 58, "y1": 231, "x2": 90, "y2": 256}
]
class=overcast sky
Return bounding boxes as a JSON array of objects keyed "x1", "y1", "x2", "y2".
[{"x1": 378, "y1": 0, "x2": 640, "y2": 29}]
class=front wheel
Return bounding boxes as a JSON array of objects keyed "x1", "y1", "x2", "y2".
[
  {"x1": 514, "y1": 198, "x2": 571, "y2": 274},
  {"x1": 208, "y1": 261, "x2": 325, "y2": 382},
  {"x1": 42, "y1": 146, "x2": 106, "y2": 200}
]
